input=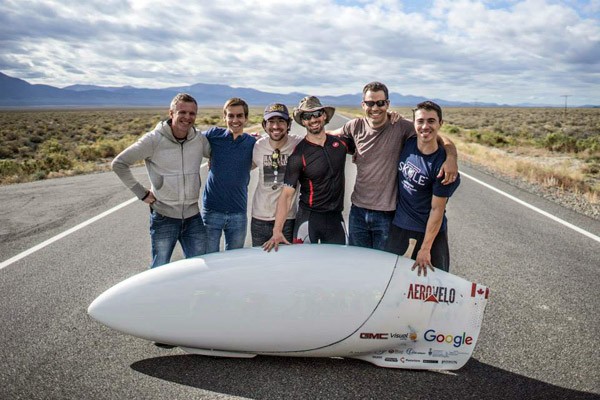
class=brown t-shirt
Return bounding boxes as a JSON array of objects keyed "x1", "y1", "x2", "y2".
[{"x1": 342, "y1": 117, "x2": 415, "y2": 211}]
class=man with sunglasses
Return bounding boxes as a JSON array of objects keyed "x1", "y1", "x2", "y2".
[
  {"x1": 250, "y1": 103, "x2": 303, "y2": 246},
  {"x1": 263, "y1": 96, "x2": 355, "y2": 252},
  {"x1": 331, "y1": 82, "x2": 458, "y2": 251}
]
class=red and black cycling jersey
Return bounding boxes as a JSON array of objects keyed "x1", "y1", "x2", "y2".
[{"x1": 283, "y1": 134, "x2": 355, "y2": 213}]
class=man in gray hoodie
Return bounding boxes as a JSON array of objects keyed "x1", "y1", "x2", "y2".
[{"x1": 112, "y1": 93, "x2": 211, "y2": 268}]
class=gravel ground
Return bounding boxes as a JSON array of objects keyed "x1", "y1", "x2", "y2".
[{"x1": 462, "y1": 160, "x2": 599, "y2": 220}]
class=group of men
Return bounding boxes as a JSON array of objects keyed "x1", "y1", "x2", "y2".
[{"x1": 112, "y1": 82, "x2": 461, "y2": 277}]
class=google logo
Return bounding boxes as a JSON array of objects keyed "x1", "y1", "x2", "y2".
[{"x1": 424, "y1": 329, "x2": 473, "y2": 348}]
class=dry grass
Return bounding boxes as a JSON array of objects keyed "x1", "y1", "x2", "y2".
[
  {"x1": 0, "y1": 107, "x2": 264, "y2": 185},
  {"x1": 1, "y1": 106, "x2": 598, "y2": 206}
]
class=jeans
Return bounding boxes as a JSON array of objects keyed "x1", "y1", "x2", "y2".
[
  {"x1": 202, "y1": 208, "x2": 247, "y2": 253},
  {"x1": 251, "y1": 217, "x2": 295, "y2": 247},
  {"x1": 149, "y1": 210, "x2": 206, "y2": 269},
  {"x1": 348, "y1": 204, "x2": 394, "y2": 251}
]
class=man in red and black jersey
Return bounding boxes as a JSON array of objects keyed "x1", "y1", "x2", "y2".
[{"x1": 263, "y1": 96, "x2": 355, "y2": 252}]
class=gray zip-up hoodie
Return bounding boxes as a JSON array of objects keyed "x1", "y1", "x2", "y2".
[{"x1": 112, "y1": 120, "x2": 211, "y2": 219}]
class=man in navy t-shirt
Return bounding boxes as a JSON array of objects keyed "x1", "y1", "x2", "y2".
[
  {"x1": 202, "y1": 98, "x2": 256, "y2": 253},
  {"x1": 385, "y1": 101, "x2": 460, "y2": 275}
]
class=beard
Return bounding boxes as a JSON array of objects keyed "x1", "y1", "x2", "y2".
[{"x1": 307, "y1": 123, "x2": 324, "y2": 135}]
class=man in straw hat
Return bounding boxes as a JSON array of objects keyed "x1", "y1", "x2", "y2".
[{"x1": 263, "y1": 96, "x2": 355, "y2": 252}]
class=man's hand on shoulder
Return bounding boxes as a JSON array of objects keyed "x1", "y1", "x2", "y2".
[{"x1": 387, "y1": 111, "x2": 406, "y2": 125}]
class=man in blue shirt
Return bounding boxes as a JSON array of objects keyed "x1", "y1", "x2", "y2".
[
  {"x1": 202, "y1": 98, "x2": 256, "y2": 253},
  {"x1": 385, "y1": 101, "x2": 460, "y2": 276}
]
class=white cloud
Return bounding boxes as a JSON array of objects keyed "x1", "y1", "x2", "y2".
[{"x1": 0, "y1": 0, "x2": 598, "y2": 105}]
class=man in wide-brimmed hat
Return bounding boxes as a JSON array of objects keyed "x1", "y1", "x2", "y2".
[
  {"x1": 292, "y1": 95, "x2": 336, "y2": 126},
  {"x1": 263, "y1": 96, "x2": 355, "y2": 252}
]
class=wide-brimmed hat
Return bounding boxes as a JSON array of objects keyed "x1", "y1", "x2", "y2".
[
  {"x1": 263, "y1": 103, "x2": 290, "y2": 121},
  {"x1": 292, "y1": 96, "x2": 335, "y2": 125}
]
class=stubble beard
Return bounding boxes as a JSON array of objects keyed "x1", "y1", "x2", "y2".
[{"x1": 307, "y1": 123, "x2": 324, "y2": 135}]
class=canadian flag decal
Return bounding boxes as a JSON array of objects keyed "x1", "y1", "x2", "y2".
[{"x1": 471, "y1": 283, "x2": 489, "y2": 299}]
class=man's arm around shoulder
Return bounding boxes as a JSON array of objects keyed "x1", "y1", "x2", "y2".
[{"x1": 436, "y1": 135, "x2": 458, "y2": 185}]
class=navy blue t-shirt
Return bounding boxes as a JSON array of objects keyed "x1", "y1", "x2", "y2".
[
  {"x1": 392, "y1": 136, "x2": 460, "y2": 233},
  {"x1": 202, "y1": 127, "x2": 256, "y2": 213}
]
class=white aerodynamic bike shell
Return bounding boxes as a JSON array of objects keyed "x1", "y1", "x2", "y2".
[{"x1": 89, "y1": 245, "x2": 489, "y2": 370}]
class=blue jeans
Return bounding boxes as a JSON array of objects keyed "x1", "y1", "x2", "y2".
[
  {"x1": 348, "y1": 204, "x2": 394, "y2": 251},
  {"x1": 149, "y1": 210, "x2": 206, "y2": 269},
  {"x1": 202, "y1": 209, "x2": 247, "y2": 253}
]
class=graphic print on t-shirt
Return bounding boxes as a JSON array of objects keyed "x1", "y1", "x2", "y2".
[
  {"x1": 399, "y1": 160, "x2": 426, "y2": 194},
  {"x1": 262, "y1": 152, "x2": 289, "y2": 189}
]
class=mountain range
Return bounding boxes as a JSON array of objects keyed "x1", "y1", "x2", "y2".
[{"x1": 0, "y1": 71, "x2": 580, "y2": 108}]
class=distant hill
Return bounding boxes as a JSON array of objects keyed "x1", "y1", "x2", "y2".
[{"x1": 0, "y1": 71, "x2": 553, "y2": 108}]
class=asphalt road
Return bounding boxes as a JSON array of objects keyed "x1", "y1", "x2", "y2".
[{"x1": 1, "y1": 114, "x2": 599, "y2": 400}]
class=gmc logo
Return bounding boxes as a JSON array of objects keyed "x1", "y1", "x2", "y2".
[{"x1": 360, "y1": 332, "x2": 389, "y2": 339}]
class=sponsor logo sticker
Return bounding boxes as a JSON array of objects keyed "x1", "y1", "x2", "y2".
[
  {"x1": 407, "y1": 283, "x2": 456, "y2": 304},
  {"x1": 360, "y1": 332, "x2": 388, "y2": 340},
  {"x1": 406, "y1": 348, "x2": 426, "y2": 355},
  {"x1": 424, "y1": 329, "x2": 473, "y2": 348}
]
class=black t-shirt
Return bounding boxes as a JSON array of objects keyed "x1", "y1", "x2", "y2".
[{"x1": 284, "y1": 134, "x2": 355, "y2": 212}]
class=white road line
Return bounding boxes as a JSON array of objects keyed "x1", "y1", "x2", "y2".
[
  {"x1": 0, "y1": 197, "x2": 138, "y2": 271},
  {"x1": 461, "y1": 171, "x2": 600, "y2": 243},
  {"x1": 1, "y1": 162, "x2": 212, "y2": 271}
]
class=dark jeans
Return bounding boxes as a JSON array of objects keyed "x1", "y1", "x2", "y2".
[
  {"x1": 348, "y1": 204, "x2": 394, "y2": 250},
  {"x1": 149, "y1": 210, "x2": 206, "y2": 269},
  {"x1": 251, "y1": 217, "x2": 295, "y2": 247},
  {"x1": 385, "y1": 224, "x2": 450, "y2": 272}
]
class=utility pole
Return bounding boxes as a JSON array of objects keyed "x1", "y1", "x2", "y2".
[{"x1": 561, "y1": 95, "x2": 570, "y2": 117}]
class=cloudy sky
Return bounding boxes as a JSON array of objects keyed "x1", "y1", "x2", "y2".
[{"x1": 1, "y1": 0, "x2": 599, "y2": 105}]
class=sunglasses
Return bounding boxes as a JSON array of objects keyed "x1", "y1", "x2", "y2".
[
  {"x1": 271, "y1": 149, "x2": 280, "y2": 170},
  {"x1": 300, "y1": 109, "x2": 325, "y2": 121},
  {"x1": 363, "y1": 100, "x2": 388, "y2": 107}
]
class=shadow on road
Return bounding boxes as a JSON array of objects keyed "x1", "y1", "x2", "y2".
[{"x1": 131, "y1": 355, "x2": 597, "y2": 400}]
